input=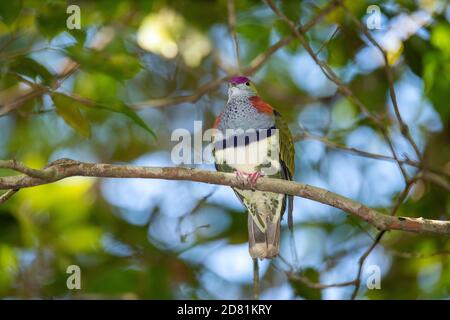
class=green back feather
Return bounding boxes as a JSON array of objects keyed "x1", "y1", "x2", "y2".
[{"x1": 274, "y1": 110, "x2": 295, "y2": 179}]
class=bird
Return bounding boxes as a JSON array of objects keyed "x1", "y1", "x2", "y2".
[{"x1": 212, "y1": 75, "x2": 295, "y2": 260}]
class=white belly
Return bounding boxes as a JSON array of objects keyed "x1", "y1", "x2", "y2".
[
  {"x1": 214, "y1": 134, "x2": 281, "y2": 176},
  {"x1": 214, "y1": 134, "x2": 286, "y2": 232}
]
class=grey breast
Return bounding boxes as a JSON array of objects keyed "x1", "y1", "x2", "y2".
[{"x1": 218, "y1": 96, "x2": 274, "y2": 131}]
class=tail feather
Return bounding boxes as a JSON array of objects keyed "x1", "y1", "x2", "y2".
[{"x1": 248, "y1": 214, "x2": 280, "y2": 260}]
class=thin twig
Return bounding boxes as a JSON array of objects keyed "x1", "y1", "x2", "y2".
[
  {"x1": 0, "y1": 189, "x2": 18, "y2": 204},
  {"x1": 265, "y1": 0, "x2": 381, "y2": 125},
  {"x1": 350, "y1": 231, "x2": 385, "y2": 299},
  {"x1": 294, "y1": 131, "x2": 418, "y2": 168},
  {"x1": 350, "y1": 173, "x2": 420, "y2": 299},
  {"x1": 423, "y1": 172, "x2": 450, "y2": 192},
  {"x1": 265, "y1": 0, "x2": 412, "y2": 185},
  {"x1": 289, "y1": 273, "x2": 356, "y2": 289},
  {"x1": 227, "y1": 0, "x2": 241, "y2": 71},
  {"x1": 177, "y1": 189, "x2": 217, "y2": 242},
  {"x1": 276, "y1": 257, "x2": 356, "y2": 290},
  {"x1": 339, "y1": 1, "x2": 422, "y2": 162},
  {"x1": 314, "y1": 26, "x2": 340, "y2": 56},
  {"x1": 0, "y1": 26, "x2": 116, "y2": 117}
]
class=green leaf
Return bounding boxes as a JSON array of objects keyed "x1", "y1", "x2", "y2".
[
  {"x1": 57, "y1": 225, "x2": 102, "y2": 253},
  {"x1": 68, "y1": 29, "x2": 86, "y2": 45},
  {"x1": 236, "y1": 22, "x2": 271, "y2": 63},
  {"x1": 87, "y1": 267, "x2": 139, "y2": 295},
  {"x1": 280, "y1": 1, "x2": 301, "y2": 23},
  {"x1": 430, "y1": 23, "x2": 450, "y2": 54},
  {"x1": 350, "y1": 69, "x2": 388, "y2": 113},
  {"x1": 0, "y1": 0, "x2": 22, "y2": 25},
  {"x1": 73, "y1": 71, "x2": 119, "y2": 105},
  {"x1": 143, "y1": 265, "x2": 172, "y2": 299},
  {"x1": 10, "y1": 57, "x2": 53, "y2": 85},
  {"x1": 52, "y1": 93, "x2": 92, "y2": 138},
  {"x1": 331, "y1": 98, "x2": 357, "y2": 130},
  {"x1": 0, "y1": 72, "x2": 19, "y2": 90},
  {"x1": 0, "y1": 244, "x2": 18, "y2": 294},
  {"x1": 403, "y1": 36, "x2": 432, "y2": 77},
  {"x1": 65, "y1": 47, "x2": 141, "y2": 79},
  {"x1": 73, "y1": 72, "x2": 155, "y2": 137},
  {"x1": 53, "y1": 91, "x2": 156, "y2": 138},
  {"x1": 36, "y1": 2, "x2": 68, "y2": 38},
  {"x1": 99, "y1": 101, "x2": 157, "y2": 138},
  {"x1": 423, "y1": 52, "x2": 450, "y2": 121},
  {"x1": 118, "y1": 104, "x2": 157, "y2": 138}
]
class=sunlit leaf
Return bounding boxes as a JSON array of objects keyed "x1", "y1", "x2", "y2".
[
  {"x1": 52, "y1": 93, "x2": 92, "y2": 138},
  {"x1": 430, "y1": 23, "x2": 450, "y2": 54},
  {"x1": 0, "y1": 245, "x2": 18, "y2": 294},
  {"x1": 57, "y1": 225, "x2": 102, "y2": 253},
  {"x1": 423, "y1": 52, "x2": 450, "y2": 121}
]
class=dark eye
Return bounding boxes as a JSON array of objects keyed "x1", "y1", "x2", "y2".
[{"x1": 245, "y1": 82, "x2": 250, "y2": 86}]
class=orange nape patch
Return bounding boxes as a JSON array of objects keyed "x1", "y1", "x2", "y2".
[
  {"x1": 213, "y1": 112, "x2": 222, "y2": 128},
  {"x1": 249, "y1": 96, "x2": 274, "y2": 114}
]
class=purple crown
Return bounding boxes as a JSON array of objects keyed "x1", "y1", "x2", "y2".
[{"x1": 229, "y1": 76, "x2": 250, "y2": 85}]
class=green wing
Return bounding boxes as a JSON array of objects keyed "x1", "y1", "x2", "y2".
[
  {"x1": 274, "y1": 110, "x2": 295, "y2": 228},
  {"x1": 274, "y1": 110, "x2": 295, "y2": 179}
]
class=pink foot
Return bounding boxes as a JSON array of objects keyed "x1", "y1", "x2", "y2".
[
  {"x1": 234, "y1": 171, "x2": 261, "y2": 189},
  {"x1": 235, "y1": 170, "x2": 246, "y2": 180},
  {"x1": 247, "y1": 171, "x2": 261, "y2": 188}
]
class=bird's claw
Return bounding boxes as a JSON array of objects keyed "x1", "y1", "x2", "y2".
[
  {"x1": 247, "y1": 171, "x2": 261, "y2": 189},
  {"x1": 235, "y1": 171, "x2": 261, "y2": 189}
]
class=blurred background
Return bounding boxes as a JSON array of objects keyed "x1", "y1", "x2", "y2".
[{"x1": 0, "y1": 0, "x2": 449, "y2": 299}]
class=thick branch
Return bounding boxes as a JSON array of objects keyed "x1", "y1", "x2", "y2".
[{"x1": 1, "y1": 159, "x2": 449, "y2": 235}]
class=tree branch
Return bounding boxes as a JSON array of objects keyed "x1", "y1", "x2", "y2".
[
  {"x1": 288, "y1": 272, "x2": 356, "y2": 289},
  {"x1": 1, "y1": 158, "x2": 449, "y2": 235},
  {"x1": 350, "y1": 230, "x2": 385, "y2": 299},
  {"x1": 227, "y1": 0, "x2": 241, "y2": 71},
  {"x1": 0, "y1": 189, "x2": 18, "y2": 204},
  {"x1": 339, "y1": 1, "x2": 423, "y2": 162},
  {"x1": 295, "y1": 132, "x2": 450, "y2": 192},
  {"x1": 350, "y1": 172, "x2": 420, "y2": 299},
  {"x1": 264, "y1": 0, "x2": 411, "y2": 184},
  {"x1": 294, "y1": 131, "x2": 421, "y2": 167},
  {"x1": 0, "y1": 26, "x2": 116, "y2": 117}
]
